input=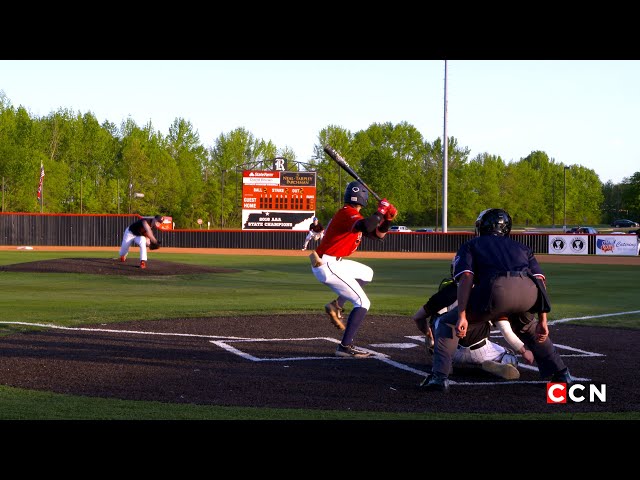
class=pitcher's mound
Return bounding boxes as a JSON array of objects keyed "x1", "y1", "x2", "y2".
[{"x1": 0, "y1": 257, "x2": 239, "y2": 275}]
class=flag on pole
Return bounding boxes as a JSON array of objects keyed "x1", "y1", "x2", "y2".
[{"x1": 37, "y1": 164, "x2": 45, "y2": 199}]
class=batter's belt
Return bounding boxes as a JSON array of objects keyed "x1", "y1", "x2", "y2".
[
  {"x1": 459, "y1": 338, "x2": 487, "y2": 350},
  {"x1": 494, "y1": 271, "x2": 528, "y2": 278}
]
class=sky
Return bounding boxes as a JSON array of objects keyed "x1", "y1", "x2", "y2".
[{"x1": 0, "y1": 60, "x2": 638, "y2": 185}]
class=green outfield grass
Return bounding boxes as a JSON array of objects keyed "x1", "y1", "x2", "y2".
[{"x1": 0, "y1": 250, "x2": 638, "y2": 420}]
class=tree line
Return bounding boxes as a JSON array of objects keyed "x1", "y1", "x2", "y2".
[{"x1": 1, "y1": 91, "x2": 638, "y2": 229}]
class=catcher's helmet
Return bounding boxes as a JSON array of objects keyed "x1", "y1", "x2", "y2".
[
  {"x1": 475, "y1": 208, "x2": 512, "y2": 237},
  {"x1": 344, "y1": 181, "x2": 369, "y2": 207}
]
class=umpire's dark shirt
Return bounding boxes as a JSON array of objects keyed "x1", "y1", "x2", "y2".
[{"x1": 452, "y1": 235, "x2": 545, "y2": 285}]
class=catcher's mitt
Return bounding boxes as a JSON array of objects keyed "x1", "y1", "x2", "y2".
[{"x1": 149, "y1": 241, "x2": 161, "y2": 250}]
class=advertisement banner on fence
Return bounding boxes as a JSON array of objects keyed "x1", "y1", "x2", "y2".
[
  {"x1": 595, "y1": 235, "x2": 639, "y2": 256},
  {"x1": 548, "y1": 235, "x2": 588, "y2": 255}
]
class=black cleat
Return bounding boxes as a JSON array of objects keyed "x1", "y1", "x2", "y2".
[
  {"x1": 551, "y1": 368, "x2": 573, "y2": 385},
  {"x1": 422, "y1": 373, "x2": 449, "y2": 392}
]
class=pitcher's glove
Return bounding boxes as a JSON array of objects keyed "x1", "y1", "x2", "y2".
[{"x1": 149, "y1": 241, "x2": 161, "y2": 250}]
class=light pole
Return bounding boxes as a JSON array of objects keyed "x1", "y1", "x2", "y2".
[
  {"x1": 552, "y1": 176, "x2": 555, "y2": 227},
  {"x1": 563, "y1": 166, "x2": 570, "y2": 231},
  {"x1": 128, "y1": 182, "x2": 133, "y2": 214},
  {"x1": 435, "y1": 176, "x2": 439, "y2": 231},
  {"x1": 220, "y1": 169, "x2": 225, "y2": 228}
]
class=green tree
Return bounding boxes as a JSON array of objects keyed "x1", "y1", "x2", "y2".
[
  {"x1": 77, "y1": 112, "x2": 121, "y2": 213},
  {"x1": 209, "y1": 128, "x2": 264, "y2": 228},
  {"x1": 0, "y1": 104, "x2": 49, "y2": 212},
  {"x1": 34, "y1": 108, "x2": 85, "y2": 213},
  {"x1": 564, "y1": 165, "x2": 604, "y2": 226},
  {"x1": 119, "y1": 119, "x2": 181, "y2": 218},
  {"x1": 418, "y1": 138, "x2": 444, "y2": 229},
  {"x1": 624, "y1": 172, "x2": 640, "y2": 219},
  {"x1": 355, "y1": 122, "x2": 426, "y2": 224},
  {"x1": 614, "y1": 172, "x2": 640, "y2": 221},
  {"x1": 437, "y1": 136, "x2": 472, "y2": 225},
  {"x1": 165, "y1": 118, "x2": 206, "y2": 227},
  {"x1": 503, "y1": 161, "x2": 546, "y2": 226},
  {"x1": 465, "y1": 153, "x2": 507, "y2": 220}
]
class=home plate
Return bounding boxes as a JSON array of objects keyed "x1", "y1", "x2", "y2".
[{"x1": 369, "y1": 342, "x2": 420, "y2": 349}]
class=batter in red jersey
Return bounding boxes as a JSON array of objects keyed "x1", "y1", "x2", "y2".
[{"x1": 311, "y1": 181, "x2": 397, "y2": 358}]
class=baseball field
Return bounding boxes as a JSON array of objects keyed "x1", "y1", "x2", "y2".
[{"x1": 0, "y1": 247, "x2": 639, "y2": 423}]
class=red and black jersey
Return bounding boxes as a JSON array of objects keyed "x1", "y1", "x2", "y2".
[
  {"x1": 128, "y1": 217, "x2": 157, "y2": 236},
  {"x1": 315, "y1": 206, "x2": 363, "y2": 258}
]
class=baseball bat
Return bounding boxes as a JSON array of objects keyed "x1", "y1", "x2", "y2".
[{"x1": 323, "y1": 144, "x2": 383, "y2": 202}]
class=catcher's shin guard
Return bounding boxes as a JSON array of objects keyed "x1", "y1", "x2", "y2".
[{"x1": 481, "y1": 360, "x2": 520, "y2": 380}]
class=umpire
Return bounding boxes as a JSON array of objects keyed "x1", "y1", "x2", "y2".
[{"x1": 423, "y1": 208, "x2": 572, "y2": 392}]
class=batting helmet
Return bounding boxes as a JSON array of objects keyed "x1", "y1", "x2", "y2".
[
  {"x1": 344, "y1": 181, "x2": 369, "y2": 207},
  {"x1": 475, "y1": 208, "x2": 512, "y2": 237}
]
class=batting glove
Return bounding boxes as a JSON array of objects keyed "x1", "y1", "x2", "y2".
[
  {"x1": 385, "y1": 205, "x2": 398, "y2": 221},
  {"x1": 377, "y1": 198, "x2": 392, "y2": 216}
]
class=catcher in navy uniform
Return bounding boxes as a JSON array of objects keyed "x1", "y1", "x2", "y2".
[
  {"x1": 119, "y1": 215, "x2": 163, "y2": 269},
  {"x1": 423, "y1": 208, "x2": 572, "y2": 392}
]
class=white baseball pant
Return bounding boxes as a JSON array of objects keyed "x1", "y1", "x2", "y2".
[
  {"x1": 432, "y1": 315, "x2": 506, "y2": 366},
  {"x1": 119, "y1": 228, "x2": 149, "y2": 261},
  {"x1": 312, "y1": 255, "x2": 373, "y2": 310},
  {"x1": 453, "y1": 338, "x2": 506, "y2": 366},
  {"x1": 303, "y1": 231, "x2": 324, "y2": 249}
]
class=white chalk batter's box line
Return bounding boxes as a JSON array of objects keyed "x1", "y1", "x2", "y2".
[
  {"x1": 3, "y1": 312, "x2": 627, "y2": 386},
  {"x1": 211, "y1": 334, "x2": 598, "y2": 384}
]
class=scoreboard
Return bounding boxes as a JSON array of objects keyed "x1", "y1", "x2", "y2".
[{"x1": 241, "y1": 170, "x2": 317, "y2": 231}]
